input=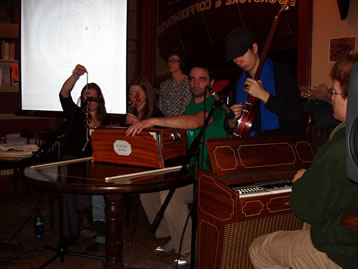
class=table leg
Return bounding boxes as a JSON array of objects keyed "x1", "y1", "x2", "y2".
[{"x1": 105, "y1": 194, "x2": 124, "y2": 269}]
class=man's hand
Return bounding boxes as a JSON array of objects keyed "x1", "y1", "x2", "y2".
[
  {"x1": 126, "y1": 118, "x2": 157, "y2": 136},
  {"x1": 292, "y1": 169, "x2": 307, "y2": 183},
  {"x1": 231, "y1": 103, "x2": 243, "y2": 119},
  {"x1": 244, "y1": 78, "x2": 270, "y2": 104},
  {"x1": 227, "y1": 103, "x2": 243, "y2": 129}
]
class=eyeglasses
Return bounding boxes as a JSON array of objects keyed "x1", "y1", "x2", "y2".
[
  {"x1": 328, "y1": 88, "x2": 346, "y2": 98},
  {"x1": 167, "y1": 59, "x2": 180, "y2": 64}
]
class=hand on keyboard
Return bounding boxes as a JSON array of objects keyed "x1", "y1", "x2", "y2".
[{"x1": 293, "y1": 169, "x2": 307, "y2": 183}]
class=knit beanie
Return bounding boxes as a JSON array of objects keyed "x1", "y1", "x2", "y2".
[{"x1": 224, "y1": 27, "x2": 256, "y2": 62}]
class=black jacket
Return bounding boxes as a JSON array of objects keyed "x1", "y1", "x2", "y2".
[
  {"x1": 59, "y1": 93, "x2": 111, "y2": 158},
  {"x1": 225, "y1": 61, "x2": 305, "y2": 136}
]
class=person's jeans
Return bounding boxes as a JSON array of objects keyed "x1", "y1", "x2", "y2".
[
  {"x1": 92, "y1": 195, "x2": 105, "y2": 221},
  {"x1": 92, "y1": 195, "x2": 106, "y2": 244}
]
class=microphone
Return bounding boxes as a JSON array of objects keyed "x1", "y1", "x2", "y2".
[{"x1": 206, "y1": 82, "x2": 235, "y2": 119}]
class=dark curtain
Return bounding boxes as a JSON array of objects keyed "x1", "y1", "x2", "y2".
[
  {"x1": 136, "y1": 0, "x2": 157, "y2": 85},
  {"x1": 297, "y1": 0, "x2": 313, "y2": 88}
]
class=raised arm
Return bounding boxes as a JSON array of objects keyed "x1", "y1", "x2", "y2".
[{"x1": 60, "y1": 64, "x2": 87, "y2": 98}]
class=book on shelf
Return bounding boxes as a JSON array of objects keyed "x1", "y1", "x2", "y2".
[
  {"x1": 11, "y1": 63, "x2": 19, "y2": 85},
  {"x1": 0, "y1": 63, "x2": 19, "y2": 86},
  {"x1": 0, "y1": 65, "x2": 11, "y2": 86},
  {"x1": 1, "y1": 39, "x2": 17, "y2": 60}
]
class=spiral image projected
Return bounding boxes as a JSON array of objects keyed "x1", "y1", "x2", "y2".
[
  {"x1": 21, "y1": 0, "x2": 127, "y2": 113},
  {"x1": 35, "y1": 0, "x2": 99, "y2": 81}
]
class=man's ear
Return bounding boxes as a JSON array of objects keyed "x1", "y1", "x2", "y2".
[{"x1": 344, "y1": 96, "x2": 348, "y2": 114}]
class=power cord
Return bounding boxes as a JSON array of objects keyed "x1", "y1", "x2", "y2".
[
  {"x1": 6, "y1": 191, "x2": 45, "y2": 244},
  {"x1": 0, "y1": 191, "x2": 46, "y2": 269}
]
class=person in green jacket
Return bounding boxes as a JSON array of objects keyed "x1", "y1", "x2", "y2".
[
  {"x1": 126, "y1": 60, "x2": 227, "y2": 268},
  {"x1": 249, "y1": 52, "x2": 358, "y2": 269}
]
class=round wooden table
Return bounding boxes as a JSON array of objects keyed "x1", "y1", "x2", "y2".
[{"x1": 22, "y1": 158, "x2": 192, "y2": 269}]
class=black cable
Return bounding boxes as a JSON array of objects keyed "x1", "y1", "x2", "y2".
[{"x1": 5, "y1": 191, "x2": 46, "y2": 244}]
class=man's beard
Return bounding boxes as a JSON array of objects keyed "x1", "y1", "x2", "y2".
[{"x1": 191, "y1": 88, "x2": 205, "y2": 98}]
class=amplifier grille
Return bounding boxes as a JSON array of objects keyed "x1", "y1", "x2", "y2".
[{"x1": 220, "y1": 214, "x2": 302, "y2": 269}]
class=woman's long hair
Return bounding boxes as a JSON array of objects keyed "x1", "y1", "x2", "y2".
[
  {"x1": 128, "y1": 77, "x2": 160, "y2": 120},
  {"x1": 81, "y1": 82, "x2": 107, "y2": 123}
]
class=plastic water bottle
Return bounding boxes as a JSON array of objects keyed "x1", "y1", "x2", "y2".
[{"x1": 34, "y1": 208, "x2": 44, "y2": 239}]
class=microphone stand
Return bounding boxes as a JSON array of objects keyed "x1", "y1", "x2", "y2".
[
  {"x1": 151, "y1": 98, "x2": 221, "y2": 269},
  {"x1": 82, "y1": 72, "x2": 90, "y2": 152},
  {"x1": 38, "y1": 72, "x2": 106, "y2": 268}
]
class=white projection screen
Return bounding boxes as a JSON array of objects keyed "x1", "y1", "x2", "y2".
[{"x1": 21, "y1": 0, "x2": 127, "y2": 114}]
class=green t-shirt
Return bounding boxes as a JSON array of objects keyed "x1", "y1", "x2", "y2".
[{"x1": 183, "y1": 96, "x2": 227, "y2": 170}]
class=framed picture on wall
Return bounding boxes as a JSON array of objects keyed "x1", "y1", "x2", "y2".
[{"x1": 329, "y1": 36, "x2": 356, "y2": 62}]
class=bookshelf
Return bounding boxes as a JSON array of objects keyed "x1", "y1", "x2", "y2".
[
  {"x1": 0, "y1": 22, "x2": 18, "y2": 39},
  {"x1": 0, "y1": 20, "x2": 60, "y2": 139},
  {"x1": 0, "y1": 22, "x2": 18, "y2": 93}
]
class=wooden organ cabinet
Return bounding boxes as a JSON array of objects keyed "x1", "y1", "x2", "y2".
[
  {"x1": 197, "y1": 135, "x2": 315, "y2": 269},
  {"x1": 91, "y1": 126, "x2": 187, "y2": 168}
]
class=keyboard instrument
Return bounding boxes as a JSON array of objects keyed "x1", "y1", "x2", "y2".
[
  {"x1": 197, "y1": 134, "x2": 314, "y2": 269},
  {"x1": 233, "y1": 178, "x2": 292, "y2": 198}
]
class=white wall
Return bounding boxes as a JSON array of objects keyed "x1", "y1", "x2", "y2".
[{"x1": 312, "y1": 0, "x2": 358, "y2": 86}]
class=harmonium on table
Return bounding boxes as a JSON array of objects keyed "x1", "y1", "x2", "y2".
[
  {"x1": 91, "y1": 126, "x2": 187, "y2": 168},
  {"x1": 197, "y1": 134, "x2": 315, "y2": 269}
]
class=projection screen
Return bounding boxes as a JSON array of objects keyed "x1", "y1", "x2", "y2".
[{"x1": 21, "y1": 0, "x2": 127, "y2": 114}]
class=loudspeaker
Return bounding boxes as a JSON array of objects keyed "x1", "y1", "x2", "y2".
[{"x1": 346, "y1": 64, "x2": 358, "y2": 183}]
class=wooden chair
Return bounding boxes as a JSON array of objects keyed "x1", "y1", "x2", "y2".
[
  {"x1": 20, "y1": 125, "x2": 67, "y2": 230},
  {"x1": 303, "y1": 99, "x2": 339, "y2": 150},
  {"x1": 305, "y1": 113, "x2": 335, "y2": 150}
]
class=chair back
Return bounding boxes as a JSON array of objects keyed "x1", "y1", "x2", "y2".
[{"x1": 19, "y1": 123, "x2": 68, "y2": 168}]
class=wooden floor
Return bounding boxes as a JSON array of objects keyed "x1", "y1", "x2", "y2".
[{"x1": 0, "y1": 180, "x2": 177, "y2": 269}]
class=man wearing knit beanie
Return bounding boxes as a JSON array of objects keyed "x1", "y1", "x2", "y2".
[{"x1": 223, "y1": 27, "x2": 304, "y2": 136}]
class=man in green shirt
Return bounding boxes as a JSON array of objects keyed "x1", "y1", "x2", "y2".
[
  {"x1": 127, "y1": 61, "x2": 227, "y2": 267},
  {"x1": 249, "y1": 53, "x2": 358, "y2": 269}
]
